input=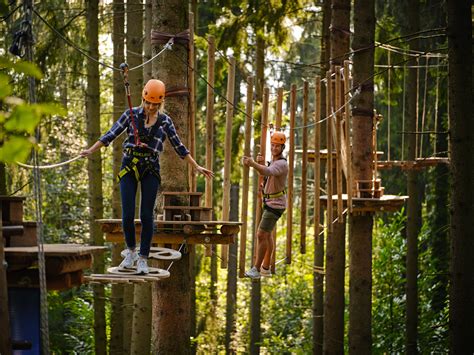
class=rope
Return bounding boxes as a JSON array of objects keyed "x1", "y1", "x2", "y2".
[
  {"x1": 24, "y1": 1, "x2": 50, "y2": 353},
  {"x1": 419, "y1": 56, "x2": 430, "y2": 158},
  {"x1": 16, "y1": 155, "x2": 82, "y2": 169},
  {"x1": 402, "y1": 65, "x2": 406, "y2": 161},
  {"x1": 387, "y1": 51, "x2": 391, "y2": 161},
  {"x1": 33, "y1": 9, "x2": 173, "y2": 72}
]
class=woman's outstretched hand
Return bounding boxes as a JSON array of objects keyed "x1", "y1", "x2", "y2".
[{"x1": 195, "y1": 165, "x2": 214, "y2": 179}]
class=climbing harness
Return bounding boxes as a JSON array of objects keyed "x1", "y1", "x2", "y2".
[{"x1": 263, "y1": 190, "x2": 286, "y2": 199}]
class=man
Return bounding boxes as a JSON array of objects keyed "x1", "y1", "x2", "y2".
[{"x1": 242, "y1": 131, "x2": 288, "y2": 279}]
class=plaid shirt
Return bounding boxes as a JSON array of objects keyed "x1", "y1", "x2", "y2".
[{"x1": 99, "y1": 107, "x2": 190, "y2": 162}]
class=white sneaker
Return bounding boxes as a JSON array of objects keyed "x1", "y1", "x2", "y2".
[
  {"x1": 119, "y1": 249, "x2": 138, "y2": 269},
  {"x1": 136, "y1": 257, "x2": 149, "y2": 274},
  {"x1": 245, "y1": 266, "x2": 261, "y2": 279},
  {"x1": 260, "y1": 267, "x2": 272, "y2": 278}
]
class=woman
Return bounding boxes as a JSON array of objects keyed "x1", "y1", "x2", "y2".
[
  {"x1": 81, "y1": 79, "x2": 213, "y2": 274},
  {"x1": 242, "y1": 131, "x2": 288, "y2": 279}
]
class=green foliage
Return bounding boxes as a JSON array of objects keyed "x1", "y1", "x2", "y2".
[{"x1": 0, "y1": 58, "x2": 65, "y2": 163}]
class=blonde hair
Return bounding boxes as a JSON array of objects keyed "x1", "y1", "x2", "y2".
[{"x1": 141, "y1": 99, "x2": 165, "y2": 115}]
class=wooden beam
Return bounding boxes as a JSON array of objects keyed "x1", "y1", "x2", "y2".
[
  {"x1": 188, "y1": 11, "x2": 196, "y2": 192},
  {"x1": 239, "y1": 76, "x2": 253, "y2": 277},
  {"x1": 286, "y1": 84, "x2": 296, "y2": 263},
  {"x1": 205, "y1": 35, "x2": 215, "y2": 209},
  {"x1": 105, "y1": 232, "x2": 235, "y2": 245},
  {"x1": 301, "y1": 81, "x2": 309, "y2": 253},
  {"x1": 221, "y1": 56, "x2": 236, "y2": 268}
]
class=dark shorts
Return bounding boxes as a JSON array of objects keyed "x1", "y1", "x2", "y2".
[{"x1": 259, "y1": 206, "x2": 285, "y2": 232}]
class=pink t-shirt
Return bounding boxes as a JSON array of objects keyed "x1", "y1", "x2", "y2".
[{"x1": 261, "y1": 158, "x2": 288, "y2": 210}]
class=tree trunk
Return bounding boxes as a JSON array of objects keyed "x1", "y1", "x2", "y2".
[
  {"x1": 131, "y1": 283, "x2": 152, "y2": 355},
  {"x1": 447, "y1": 0, "x2": 474, "y2": 352},
  {"x1": 86, "y1": 1, "x2": 106, "y2": 353},
  {"x1": 225, "y1": 184, "x2": 239, "y2": 353},
  {"x1": 324, "y1": 1, "x2": 350, "y2": 353},
  {"x1": 249, "y1": 32, "x2": 265, "y2": 355},
  {"x1": 110, "y1": 1, "x2": 125, "y2": 352},
  {"x1": 348, "y1": 0, "x2": 375, "y2": 352},
  {"x1": 404, "y1": 1, "x2": 420, "y2": 353},
  {"x1": 313, "y1": 3, "x2": 331, "y2": 353},
  {"x1": 151, "y1": 1, "x2": 191, "y2": 353},
  {"x1": 0, "y1": 206, "x2": 12, "y2": 355}
]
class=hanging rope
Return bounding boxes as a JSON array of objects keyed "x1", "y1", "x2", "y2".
[
  {"x1": 23, "y1": 1, "x2": 50, "y2": 353},
  {"x1": 419, "y1": 55, "x2": 430, "y2": 158},
  {"x1": 387, "y1": 51, "x2": 391, "y2": 161},
  {"x1": 402, "y1": 64, "x2": 406, "y2": 161},
  {"x1": 16, "y1": 155, "x2": 82, "y2": 169}
]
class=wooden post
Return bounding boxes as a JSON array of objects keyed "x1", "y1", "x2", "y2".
[
  {"x1": 286, "y1": 84, "x2": 296, "y2": 264},
  {"x1": 344, "y1": 60, "x2": 352, "y2": 212},
  {"x1": 0, "y1": 205, "x2": 12, "y2": 355},
  {"x1": 335, "y1": 66, "x2": 343, "y2": 222},
  {"x1": 205, "y1": 35, "x2": 215, "y2": 208},
  {"x1": 314, "y1": 78, "x2": 321, "y2": 241},
  {"x1": 271, "y1": 87, "x2": 283, "y2": 272},
  {"x1": 188, "y1": 11, "x2": 196, "y2": 192},
  {"x1": 221, "y1": 57, "x2": 235, "y2": 268},
  {"x1": 239, "y1": 76, "x2": 253, "y2": 278},
  {"x1": 204, "y1": 35, "x2": 215, "y2": 257},
  {"x1": 326, "y1": 70, "x2": 333, "y2": 232},
  {"x1": 301, "y1": 81, "x2": 309, "y2": 253},
  {"x1": 253, "y1": 87, "x2": 270, "y2": 264},
  {"x1": 276, "y1": 87, "x2": 283, "y2": 128}
]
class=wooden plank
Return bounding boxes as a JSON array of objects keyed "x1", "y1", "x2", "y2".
[
  {"x1": 163, "y1": 206, "x2": 212, "y2": 210},
  {"x1": 97, "y1": 219, "x2": 241, "y2": 226},
  {"x1": 105, "y1": 233, "x2": 235, "y2": 245},
  {"x1": 5, "y1": 244, "x2": 107, "y2": 256},
  {"x1": 301, "y1": 80, "x2": 309, "y2": 254},
  {"x1": 314, "y1": 76, "x2": 321, "y2": 245},
  {"x1": 205, "y1": 35, "x2": 215, "y2": 209},
  {"x1": 326, "y1": 70, "x2": 333, "y2": 232},
  {"x1": 161, "y1": 191, "x2": 203, "y2": 196},
  {"x1": 221, "y1": 57, "x2": 236, "y2": 268},
  {"x1": 335, "y1": 66, "x2": 343, "y2": 223},
  {"x1": 7, "y1": 269, "x2": 84, "y2": 290},
  {"x1": 239, "y1": 75, "x2": 253, "y2": 276},
  {"x1": 286, "y1": 84, "x2": 296, "y2": 264},
  {"x1": 188, "y1": 11, "x2": 196, "y2": 192}
]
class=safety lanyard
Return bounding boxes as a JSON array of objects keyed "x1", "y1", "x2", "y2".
[{"x1": 120, "y1": 63, "x2": 141, "y2": 146}]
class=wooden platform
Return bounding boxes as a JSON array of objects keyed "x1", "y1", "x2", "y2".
[
  {"x1": 320, "y1": 194, "x2": 408, "y2": 213},
  {"x1": 5, "y1": 244, "x2": 107, "y2": 290},
  {"x1": 299, "y1": 149, "x2": 385, "y2": 162},
  {"x1": 377, "y1": 157, "x2": 449, "y2": 170},
  {"x1": 97, "y1": 219, "x2": 241, "y2": 245}
]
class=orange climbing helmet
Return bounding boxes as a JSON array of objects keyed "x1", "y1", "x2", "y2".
[
  {"x1": 142, "y1": 79, "x2": 165, "y2": 104},
  {"x1": 271, "y1": 131, "x2": 286, "y2": 145}
]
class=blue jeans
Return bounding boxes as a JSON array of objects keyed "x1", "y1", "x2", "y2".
[{"x1": 120, "y1": 167, "x2": 160, "y2": 257}]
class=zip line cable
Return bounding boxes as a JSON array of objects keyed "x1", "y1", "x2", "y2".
[{"x1": 33, "y1": 8, "x2": 173, "y2": 72}]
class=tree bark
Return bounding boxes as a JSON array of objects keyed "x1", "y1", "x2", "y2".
[
  {"x1": 249, "y1": 32, "x2": 265, "y2": 355},
  {"x1": 86, "y1": 1, "x2": 106, "y2": 353},
  {"x1": 131, "y1": 283, "x2": 152, "y2": 355},
  {"x1": 447, "y1": 0, "x2": 474, "y2": 352},
  {"x1": 151, "y1": 1, "x2": 191, "y2": 353},
  {"x1": 225, "y1": 184, "x2": 239, "y2": 353},
  {"x1": 324, "y1": 1, "x2": 350, "y2": 353},
  {"x1": 313, "y1": 3, "x2": 331, "y2": 354},
  {"x1": 110, "y1": 1, "x2": 125, "y2": 352},
  {"x1": 0, "y1": 206, "x2": 12, "y2": 355},
  {"x1": 404, "y1": 1, "x2": 421, "y2": 353},
  {"x1": 348, "y1": 0, "x2": 375, "y2": 352}
]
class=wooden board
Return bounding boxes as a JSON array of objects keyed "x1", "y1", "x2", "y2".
[
  {"x1": 5, "y1": 244, "x2": 107, "y2": 256},
  {"x1": 97, "y1": 219, "x2": 241, "y2": 226},
  {"x1": 161, "y1": 191, "x2": 203, "y2": 196},
  {"x1": 320, "y1": 194, "x2": 408, "y2": 212},
  {"x1": 299, "y1": 149, "x2": 385, "y2": 162},
  {"x1": 377, "y1": 157, "x2": 449, "y2": 170},
  {"x1": 105, "y1": 233, "x2": 235, "y2": 245}
]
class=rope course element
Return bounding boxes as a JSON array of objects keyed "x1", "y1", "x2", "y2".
[
  {"x1": 33, "y1": 8, "x2": 174, "y2": 72},
  {"x1": 16, "y1": 155, "x2": 83, "y2": 169}
]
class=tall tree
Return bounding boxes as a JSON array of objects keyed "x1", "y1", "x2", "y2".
[
  {"x1": 85, "y1": 0, "x2": 105, "y2": 353},
  {"x1": 447, "y1": 0, "x2": 473, "y2": 352},
  {"x1": 404, "y1": 0, "x2": 421, "y2": 353},
  {"x1": 349, "y1": 0, "x2": 375, "y2": 352},
  {"x1": 313, "y1": 2, "x2": 330, "y2": 354},
  {"x1": 150, "y1": 0, "x2": 192, "y2": 353},
  {"x1": 109, "y1": 0, "x2": 126, "y2": 352},
  {"x1": 324, "y1": 0, "x2": 350, "y2": 352}
]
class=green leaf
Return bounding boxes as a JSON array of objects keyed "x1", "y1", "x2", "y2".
[
  {"x1": 14, "y1": 61, "x2": 43, "y2": 79},
  {"x1": 0, "y1": 73, "x2": 12, "y2": 99},
  {"x1": 5, "y1": 105, "x2": 41, "y2": 134},
  {"x1": 0, "y1": 136, "x2": 34, "y2": 163},
  {"x1": 34, "y1": 103, "x2": 67, "y2": 117},
  {"x1": 0, "y1": 58, "x2": 43, "y2": 79}
]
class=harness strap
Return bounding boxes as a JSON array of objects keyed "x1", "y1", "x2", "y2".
[
  {"x1": 263, "y1": 190, "x2": 286, "y2": 199},
  {"x1": 117, "y1": 157, "x2": 140, "y2": 182}
]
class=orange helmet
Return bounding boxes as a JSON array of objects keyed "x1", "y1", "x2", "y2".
[
  {"x1": 142, "y1": 79, "x2": 165, "y2": 104},
  {"x1": 271, "y1": 131, "x2": 286, "y2": 145}
]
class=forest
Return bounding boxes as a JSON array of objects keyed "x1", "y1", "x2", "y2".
[{"x1": 0, "y1": 0, "x2": 472, "y2": 354}]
